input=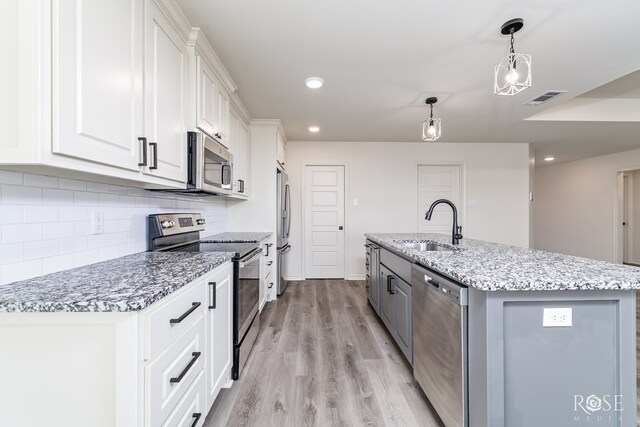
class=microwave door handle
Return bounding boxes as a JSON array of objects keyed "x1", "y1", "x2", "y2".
[{"x1": 221, "y1": 164, "x2": 231, "y2": 187}]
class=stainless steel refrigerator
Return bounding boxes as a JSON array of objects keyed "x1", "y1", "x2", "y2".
[{"x1": 276, "y1": 170, "x2": 291, "y2": 295}]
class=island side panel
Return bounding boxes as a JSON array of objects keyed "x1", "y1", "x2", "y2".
[{"x1": 469, "y1": 289, "x2": 637, "y2": 427}]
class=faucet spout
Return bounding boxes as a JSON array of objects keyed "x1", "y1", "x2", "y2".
[{"x1": 424, "y1": 199, "x2": 463, "y2": 245}]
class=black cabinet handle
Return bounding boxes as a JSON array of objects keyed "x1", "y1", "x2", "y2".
[
  {"x1": 239, "y1": 179, "x2": 245, "y2": 193},
  {"x1": 191, "y1": 413, "x2": 202, "y2": 427},
  {"x1": 265, "y1": 244, "x2": 270, "y2": 257},
  {"x1": 169, "y1": 302, "x2": 201, "y2": 324},
  {"x1": 267, "y1": 261, "x2": 273, "y2": 266},
  {"x1": 138, "y1": 137, "x2": 148, "y2": 166},
  {"x1": 389, "y1": 276, "x2": 396, "y2": 295},
  {"x1": 208, "y1": 282, "x2": 216, "y2": 309},
  {"x1": 170, "y1": 352, "x2": 201, "y2": 383},
  {"x1": 268, "y1": 282, "x2": 274, "y2": 289},
  {"x1": 149, "y1": 142, "x2": 158, "y2": 170}
]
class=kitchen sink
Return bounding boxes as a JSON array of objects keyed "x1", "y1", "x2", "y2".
[{"x1": 393, "y1": 240, "x2": 453, "y2": 252}]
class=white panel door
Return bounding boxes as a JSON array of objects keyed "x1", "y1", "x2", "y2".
[
  {"x1": 144, "y1": 0, "x2": 187, "y2": 183},
  {"x1": 304, "y1": 166, "x2": 345, "y2": 278},
  {"x1": 53, "y1": 0, "x2": 143, "y2": 171},
  {"x1": 417, "y1": 165, "x2": 462, "y2": 233}
]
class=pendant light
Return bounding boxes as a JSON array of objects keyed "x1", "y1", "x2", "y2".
[
  {"x1": 422, "y1": 97, "x2": 441, "y2": 142},
  {"x1": 494, "y1": 18, "x2": 531, "y2": 96}
]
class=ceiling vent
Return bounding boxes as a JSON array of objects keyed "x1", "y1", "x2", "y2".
[{"x1": 524, "y1": 90, "x2": 567, "y2": 106}]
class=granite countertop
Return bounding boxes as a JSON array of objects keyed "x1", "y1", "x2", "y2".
[
  {"x1": 0, "y1": 252, "x2": 233, "y2": 313},
  {"x1": 202, "y1": 232, "x2": 273, "y2": 243},
  {"x1": 365, "y1": 233, "x2": 640, "y2": 291}
]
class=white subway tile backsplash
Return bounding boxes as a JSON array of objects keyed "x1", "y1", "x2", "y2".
[
  {"x1": 2, "y1": 260, "x2": 42, "y2": 284},
  {"x1": 0, "y1": 170, "x2": 24, "y2": 185},
  {"x1": 2, "y1": 224, "x2": 43, "y2": 244},
  {"x1": 58, "y1": 178, "x2": 87, "y2": 191},
  {"x1": 24, "y1": 206, "x2": 59, "y2": 223},
  {"x1": 43, "y1": 222, "x2": 75, "y2": 240},
  {"x1": 42, "y1": 254, "x2": 74, "y2": 275},
  {"x1": 43, "y1": 188, "x2": 74, "y2": 206},
  {"x1": 0, "y1": 206, "x2": 23, "y2": 224},
  {"x1": 23, "y1": 240, "x2": 60, "y2": 261},
  {"x1": 24, "y1": 174, "x2": 59, "y2": 189},
  {"x1": 74, "y1": 191, "x2": 100, "y2": 206},
  {"x1": 0, "y1": 170, "x2": 227, "y2": 285},
  {"x1": 0, "y1": 243, "x2": 24, "y2": 265},
  {"x1": 2, "y1": 185, "x2": 42, "y2": 205}
]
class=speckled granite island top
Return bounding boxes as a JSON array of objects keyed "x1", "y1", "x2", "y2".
[
  {"x1": 201, "y1": 231, "x2": 272, "y2": 243},
  {"x1": 366, "y1": 233, "x2": 640, "y2": 291},
  {"x1": 0, "y1": 252, "x2": 233, "y2": 313}
]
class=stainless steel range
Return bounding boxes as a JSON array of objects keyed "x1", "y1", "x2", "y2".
[{"x1": 147, "y1": 213, "x2": 262, "y2": 380}]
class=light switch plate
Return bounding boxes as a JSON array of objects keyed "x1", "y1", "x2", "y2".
[
  {"x1": 353, "y1": 198, "x2": 359, "y2": 206},
  {"x1": 543, "y1": 307, "x2": 572, "y2": 327}
]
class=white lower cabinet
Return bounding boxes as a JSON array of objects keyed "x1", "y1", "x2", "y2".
[
  {"x1": 259, "y1": 237, "x2": 276, "y2": 310},
  {"x1": 0, "y1": 261, "x2": 234, "y2": 427},
  {"x1": 204, "y1": 262, "x2": 233, "y2": 409}
]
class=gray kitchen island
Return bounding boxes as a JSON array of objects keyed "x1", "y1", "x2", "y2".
[{"x1": 365, "y1": 233, "x2": 639, "y2": 427}]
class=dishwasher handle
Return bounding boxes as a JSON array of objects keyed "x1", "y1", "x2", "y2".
[{"x1": 412, "y1": 264, "x2": 467, "y2": 306}]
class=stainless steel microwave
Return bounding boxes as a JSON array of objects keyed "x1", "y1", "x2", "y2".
[{"x1": 184, "y1": 131, "x2": 233, "y2": 195}]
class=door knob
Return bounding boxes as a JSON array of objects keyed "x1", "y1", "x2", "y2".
[{"x1": 338, "y1": 226, "x2": 344, "y2": 230}]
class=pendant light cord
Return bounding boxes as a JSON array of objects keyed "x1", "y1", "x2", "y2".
[{"x1": 510, "y1": 29, "x2": 517, "y2": 69}]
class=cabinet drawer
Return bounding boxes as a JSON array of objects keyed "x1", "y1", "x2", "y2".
[
  {"x1": 380, "y1": 248, "x2": 412, "y2": 285},
  {"x1": 162, "y1": 371, "x2": 206, "y2": 427},
  {"x1": 144, "y1": 280, "x2": 206, "y2": 359},
  {"x1": 147, "y1": 315, "x2": 206, "y2": 427}
]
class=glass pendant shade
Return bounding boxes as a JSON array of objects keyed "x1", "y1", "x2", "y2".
[
  {"x1": 494, "y1": 52, "x2": 531, "y2": 96},
  {"x1": 422, "y1": 117, "x2": 441, "y2": 141}
]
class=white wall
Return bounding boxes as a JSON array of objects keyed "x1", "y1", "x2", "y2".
[
  {"x1": 285, "y1": 141, "x2": 531, "y2": 280},
  {"x1": 534, "y1": 147, "x2": 640, "y2": 263},
  {"x1": 0, "y1": 170, "x2": 227, "y2": 285}
]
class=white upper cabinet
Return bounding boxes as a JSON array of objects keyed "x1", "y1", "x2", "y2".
[
  {"x1": 228, "y1": 105, "x2": 250, "y2": 198},
  {"x1": 52, "y1": 0, "x2": 144, "y2": 172},
  {"x1": 143, "y1": 0, "x2": 187, "y2": 183},
  {"x1": 196, "y1": 56, "x2": 230, "y2": 148},
  {"x1": 239, "y1": 120, "x2": 251, "y2": 196},
  {"x1": 276, "y1": 131, "x2": 286, "y2": 169}
]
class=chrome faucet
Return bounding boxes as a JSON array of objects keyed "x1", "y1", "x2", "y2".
[{"x1": 425, "y1": 199, "x2": 463, "y2": 245}]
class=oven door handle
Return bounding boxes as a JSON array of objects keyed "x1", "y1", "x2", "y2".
[{"x1": 240, "y1": 248, "x2": 263, "y2": 266}]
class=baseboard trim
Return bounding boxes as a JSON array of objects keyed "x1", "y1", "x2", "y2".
[{"x1": 347, "y1": 275, "x2": 366, "y2": 281}]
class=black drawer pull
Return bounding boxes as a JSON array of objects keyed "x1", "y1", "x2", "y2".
[
  {"x1": 191, "y1": 412, "x2": 202, "y2": 427},
  {"x1": 208, "y1": 282, "x2": 216, "y2": 309},
  {"x1": 267, "y1": 261, "x2": 273, "y2": 266},
  {"x1": 170, "y1": 351, "x2": 201, "y2": 383},
  {"x1": 170, "y1": 302, "x2": 201, "y2": 324},
  {"x1": 149, "y1": 142, "x2": 158, "y2": 170},
  {"x1": 268, "y1": 282, "x2": 274, "y2": 289}
]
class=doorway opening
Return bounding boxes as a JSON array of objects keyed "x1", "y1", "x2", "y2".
[{"x1": 616, "y1": 169, "x2": 640, "y2": 266}]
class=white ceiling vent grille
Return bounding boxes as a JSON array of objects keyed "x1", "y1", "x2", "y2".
[{"x1": 524, "y1": 90, "x2": 567, "y2": 106}]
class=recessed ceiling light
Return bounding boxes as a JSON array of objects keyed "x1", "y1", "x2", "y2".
[
  {"x1": 544, "y1": 156, "x2": 555, "y2": 161},
  {"x1": 305, "y1": 77, "x2": 324, "y2": 89},
  {"x1": 308, "y1": 126, "x2": 320, "y2": 133}
]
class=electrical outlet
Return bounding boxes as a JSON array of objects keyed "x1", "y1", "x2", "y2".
[
  {"x1": 91, "y1": 212, "x2": 104, "y2": 235},
  {"x1": 543, "y1": 307, "x2": 572, "y2": 327},
  {"x1": 353, "y1": 198, "x2": 359, "y2": 206}
]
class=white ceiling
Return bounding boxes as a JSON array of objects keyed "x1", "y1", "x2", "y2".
[{"x1": 177, "y1": 0, "x2": 640, "y2": 166}]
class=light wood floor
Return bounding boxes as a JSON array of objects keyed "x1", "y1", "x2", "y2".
[
  {"x1": 204, "y1": 282, "x2": 640, "y2": 426},
  {"x1": 204, "y1": 280, "x2": 443, "y2": 427}
]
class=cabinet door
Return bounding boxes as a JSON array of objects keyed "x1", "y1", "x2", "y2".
[
  {"x1": 239, "y1": 121, "x2": 250, "y2": 196},
  {"x1": 205, "y1": 263, "x2": 233, "y2": 409},
  {"x1": 379, "y1": 265, "x2": 395, "y2": 331},
  {"x1": 369, "y1": 248, "x2": 380, "y2": 314},
  {"x1": 217, "y1": 89, "x2": 230, "y2": 148},
  {"x1": 393, "y1": 277, "x2": 412, "y2": 364},
  {"x1": 228, "y1": 108, "x2": 241, "y2": 194},
  {"x1": 144, "y1": 0, "x2": 187, "y2": 183},
  {"x1": 53, "y1": 0, "x2": 143, "y2": 171},
  {"x1": 195, "y1": 56, "x2": 218, "y2": 139}
]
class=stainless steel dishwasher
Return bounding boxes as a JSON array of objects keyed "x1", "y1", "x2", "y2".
[{"x1": 412, "y1": 264, "x2": 468, "y2": 427}]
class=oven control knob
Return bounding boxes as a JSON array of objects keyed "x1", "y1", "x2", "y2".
[
  {"x1": 196, "y1": 219, "x2": 205, "y2": 225},
  {"x1": 161, "y1": 220, "x2": 174, "y2": 229}
]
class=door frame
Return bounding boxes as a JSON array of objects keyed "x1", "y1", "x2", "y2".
[
  {"x1": 301, "y1": 162, "x2": 349, "y2": 280},
  {"x1": 614, "y1": 167, "x2": 640, "y2": 264},
  {"x1": 413, "y1": 161, "x2": 467, "y2": 233}
]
